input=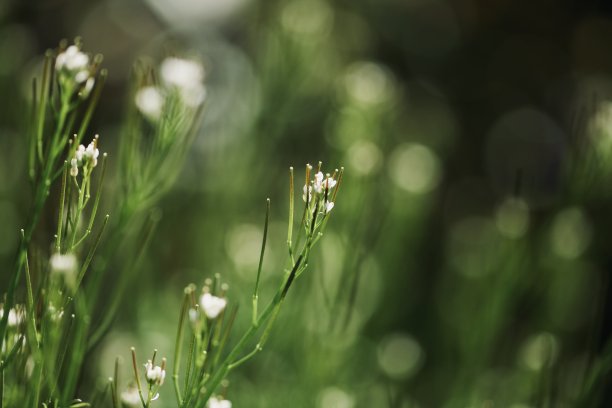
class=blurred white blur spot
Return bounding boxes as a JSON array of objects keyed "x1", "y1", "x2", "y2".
[
  {"x1": 389, "y1": 143, "x2": 441, "y2": 193},
  {"x1": 347, "y1": 141, "x2": 383, "y2": 176},
  {"x1": 160, "y1": 57, "x2": 204, "y2": 89},
  {"x1": 282, "y1": 0, "x2": 333, "y2": 37},
  {"x1": 495, "y1": 198, "x2": 529, "y2": 239},
  {"x1": 377, "y1": 333, "x2": 424, "y2": 379},
  {"x1": 550, "y1": 207, "x2": 592, "y2": 259},
  {"x1": 344, "y1": 62, "x2": 393, "y2": 105},
  {"x1": 145, "y1": 0, "x2": 251, "y2": 25},
  {"x1": 160, "y1": 57, "x2": 207, "y2": 107},
  {"x1": 135, "y1": 86, "x2": 164, "y2": 120},
  {"x1": 519, "y1": 332, "x2": 559, "y2": 371},
  {"x1": 318, "y1": 387, "x2": 355, "y2": 408}
]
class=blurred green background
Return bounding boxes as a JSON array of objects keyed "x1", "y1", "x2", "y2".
[{"x1": 1, "y1": 0, "x2": 612, "y2": 406}]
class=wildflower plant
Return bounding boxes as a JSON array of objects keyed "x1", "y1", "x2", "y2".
[
  {"x1": 1, "y1": 32, "x2": 344, "y2": 408},
  {"x1": 121, "y1": 56, "x2": 205, "y2": 211},
  {"x1": 0, "y1": 38, "x2": 108, "y2": 406},
  {"x1": 0, "y1": 39, "x2": 105, "y2": 351},
  {"x1": 85, "y1": 55, "x2": 207, "y2": 351},
  {"x1": 146, "y1": 163, "x2": 344, "y2": 408}
]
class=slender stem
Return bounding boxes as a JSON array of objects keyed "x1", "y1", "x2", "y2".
[
  {"x1": 253, "y1": 198, "x2": 270, "y2": 325},
  {"x1": 114, "y1": 358, "x2": 120, "y2": 408},
  {"x1": 77, "y1": 69, "x2": 107, "y2": 143},
  {"x1": 183, "y1": 333, "x2": 196, "y2": 399},
  {"x1": 74, "y1": 215, "x2": 109, "y2": 291},
  {"x1": 56, "y1": 162, "x2": 68, "y2": 252},
  {"x1": 131, "y1": 348, "x2": 146, "y2": 407},
  {"x1": 287, "y1": 167, "x2": 294, "y2": 262},
  {"x1": 173, "y1": 291, "x2": 190, "y2": 406}
]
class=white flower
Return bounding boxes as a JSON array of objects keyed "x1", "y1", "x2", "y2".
[
  {"x1": 208, "y1": 397, "x2": 232, "y2": 408},
  {"x1": 85, "y1": 140, "x2": 99, "y2": 166},
  {"x1": 144, "y1": 360, "x2": 166, "y2": 386},
  {"x1": 50, "y1": 252, "x2": 78, "y2": 289},
  {"x1": 325, "y1": 201, "x2": 334, "y2": 213},
  {"x1": 80, "y1": 77, "x2": 95, "y2": 99},
  {"x1": 0, "y1": 305, "x2": 24, "y2": 327},
  {"x1": 135, "y1": 86, "x2": 165, "y2": 120},
  {"x1": 56, "y1": 45, "x2": 91, "y2": 84},
  {"x1": 160, "y1": 57, "x2": 204, "y2": 89},
  {"x1": 72, "y1": 137, "x2": 100, "y2": 172},
  {"x1": 160, "y1": 57, "x2": 206, "y2": 107},
  {"x1": 199, "y1": 293, "x2": 227, "y2": 319},
  {"x1": 50, "y1": 253, "x2": 77, "y2": 275},
  {"x1": 313, "y1": 171, "x2": 324, "y2": 193},
  {"x1": 75, "y1": 144, "x2": 85, "y2": 161},
  {"x1": 323, "y1": 177, "x2": 337, "y2": 190},
  {"x1": 314, "y1": 172, "x2": 337, "y2": 193},
  {"x1": 6, "y1": 309, "x2": 23, "y2": 327},
  {"x1": 121, "y1": 387, "x2": 141, "y2": 406}
]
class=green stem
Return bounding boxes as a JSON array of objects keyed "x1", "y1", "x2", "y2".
[
  {"x1": 56, "y1": 163, "x2": 68, "y2": 252},
  {"x1": 252, "y1": 198, "x2": 270, "y2": 325},
  {"x1": 173, "y1": 291, "x2": 190, "y2": 406}
]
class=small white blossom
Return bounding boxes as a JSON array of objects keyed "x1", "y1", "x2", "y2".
[
  {"x1": 323, "y1": 177, "x2": 337, "y2": 190},
  {"x1": 71, "y1": 137, "x2": 100, "y2": 175},
  {"x1": 75, "y1": 144, "x2": 85, "y2": 161},
  {"x1": 135, "y1": 86, "x2": 165, "y2": 120},
  {"x1": 50, "y1": 252, "x2": 77, "y2": 275},
  {"x1": 160, "y1": 57, "x2": 204, "y2": 89},
  {"x1": 144, "y1": 360, "x2": 166, "y2": 386},
  {"x1": 56, "y1": 45, "x2": 91, "y2": 84},
  {"x1": 208, "y1": 397, "x2": 232, "y2": 408},
  {"x1": 0, "y1": 306, "x2": 24, "y2": 327},
  {"x1": 313, "y1": 171, "x2": 325, "y2": 193},
  {"x1": 80, "y1": 77, "x2": 95, "y2": 99},
  {"x1": 85, "y1": 140, "x2": 99, "y2": 166},
  {"x1": 312, "y1": 171, "x2": 337, "y2": 194},
  {"x1": 199, "y1": 293, "x2": 227, "y2": 319},
  {"x1": 121, "y1": 387, "x2": 141, "y2": 406},
  {"x1": 50, "y1": 252, "x2": 78, "y2": 289},
  {"x1": 160, "y1": 57, "x2": 206, "y2": 107},
  {"x1": 325, "y1": 201, "x2": 335, "y2": 213}
]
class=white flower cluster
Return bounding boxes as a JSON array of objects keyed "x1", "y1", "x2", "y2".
[
  {"x1": 70, "y1": 136, "x2": 100, "y2": 177},
  {"x1": 302, "y1": 170, "x2": 337, "y2": 214},
  {"x1": 55, "y1": 44, "x2": 95, "y2": 95},
  {"x1": 208, "y1": 396, "x2": 232, "y2": 408},
  {"x1": 144, "y1": 359, "x2": 166, "y2": 386},
  {"x1": 134, "y1": 57, "x2": 206, "y2": 121}
]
